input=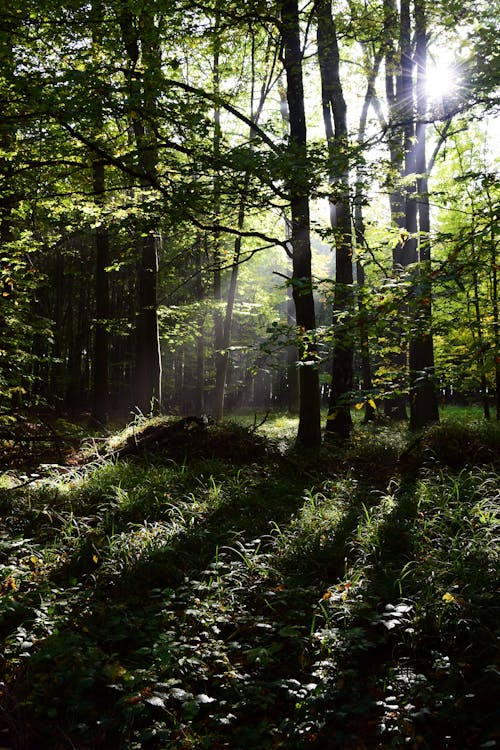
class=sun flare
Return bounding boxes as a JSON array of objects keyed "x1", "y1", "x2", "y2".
[{"x1": 426, "y1": 62, "x2": 457, "y2": 103}]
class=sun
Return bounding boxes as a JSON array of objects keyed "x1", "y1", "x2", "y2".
[{"x1": 425, "y1": 61, "x2": 457, "y2": 104}]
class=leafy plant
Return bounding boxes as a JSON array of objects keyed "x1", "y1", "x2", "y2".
[{"x1": 0, "y1": 414, "x2": 498, "y2": 748}]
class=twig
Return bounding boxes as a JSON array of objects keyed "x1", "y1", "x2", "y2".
[
  {"x1": 6, "y1": 474, "x2": 45, "y2": 490},
  {"x1": 251, "y1": 411, "x2": 269, "y2": 432}
]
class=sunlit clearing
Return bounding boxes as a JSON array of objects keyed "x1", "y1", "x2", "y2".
[{"x1": 426, "y1": 61, "x2": 457, "y2": 103}]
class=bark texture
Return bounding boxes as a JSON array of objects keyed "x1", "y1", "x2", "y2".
[
  {"x1": 280, "y1": 0, "x2": 322, "y2": 447},
  {"x1": 317, "y1": 0, "x2": 354, "y2": 439}
]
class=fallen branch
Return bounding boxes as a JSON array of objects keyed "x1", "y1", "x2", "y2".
[{"x1": 251, "y1": 411, "x2": 270, "y2": 433}]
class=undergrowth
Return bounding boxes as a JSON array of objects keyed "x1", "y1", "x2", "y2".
[{"x1": 0, "y1": 415, "x2": 498, "y2": 749}]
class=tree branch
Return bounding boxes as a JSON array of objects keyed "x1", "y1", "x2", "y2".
[
  {"x1": 58, "y1": 120, "x2": 285, "y2": 249},
  {"x1": 163, "y1": 78, "x2": 280, "y2": 153}
]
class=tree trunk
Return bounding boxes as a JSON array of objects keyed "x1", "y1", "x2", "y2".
[
  {"x1": 278, "y1": 76, "x2": 300, "y2": 416},
  {"x1": 286, "y1": 286, "x2": 300, "y2": 413},
  {"x1": 398, "y1": 0, "x2": 422, "y2": 429},
  {"x1": 194, "y1": 232, "x2": 206, "y2": 416},
  {"x1": 0, "y1": 22, "x2": 20, "y2": 407},
  {"x1": 135, "y1": 232, "x2": 161, "y2": 414},
  {"x1": 211, "y1": 3, "x2": 226, "y2": 421},
  {"x1": 66, "y1": 268, "x2": 87, "y2": 411},
  {"x1": 89, "y1": 0, "x2": 110, "y2": 425},
  {"x1": 485, "y1": 181, "x2": 500, "y2": 419},
  {"x1": 0, "y1": 37, "x2": 14, "y2": 251},
  {"x1": 470, "y1": 242, "x2": 490, "y2": 419},
  {"x1": 353, "y1": 43, "x2": 384, "y2": 422},
  {"x1": 280, "y1": 0, "x2": 321, "y2": 447},
  {"x1": 383, "y1": 0, "x2": 408, "y2": 420},
  {"x1": 316, "y1": 0, "x2": 354, "y2": 439},
  {"x1": 409, "y1": 0, "x2": 439, "y2": 430},
  {"x1": 91, "y1": 157, "x2": 110, "y2": 424},
  {"x1": 120, "y1": 4, "x2": 162, "y2": 415}
]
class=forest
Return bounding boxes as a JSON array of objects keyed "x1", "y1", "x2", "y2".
[{"x1": 0, "y1": 0, "x2": 499, "y2": 748}]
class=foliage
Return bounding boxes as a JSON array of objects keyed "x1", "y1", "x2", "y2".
[
  {"x1": 0, "y1": 412, "x2": 498, "y2": 748},
  {"x1": 430, "y1": 124, "x2": 500, "y2": 401},
  {"x1": 1, "y1": 0, "x2": 498, "y2": 427}
]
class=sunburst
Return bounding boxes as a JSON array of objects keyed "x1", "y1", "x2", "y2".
[{"x1": 425, "y1": 60, "x2": 458, "y2": 105}]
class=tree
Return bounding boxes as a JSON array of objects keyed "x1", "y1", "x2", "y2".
[
  {"x1": 0, "y1": 4, "x2": 54, "y2": 409},
  {"x1": 0, "y1": 12, "x2": 18, "y2": 405},
  {"x1": 119, "y1": 2, "x2": 162, "y2": 414},
  {"x1": 407, "y1": 0, "x2": 440, "y2": 430},
  {"x1": 432, "y1": 125, "x2": 500, "y2": 418},
  {"x1": 380, "y1": 0, "x2": 410, "y2": 420},
  {"x1": 378, "y1": 0, "x2": 439, "y2": 428},
  {"x1": 279, "y1": 0, "x2": 322, "y2": 447},
  {"x1": 316, "y1": 0, "x2": 354, "y2": 439},
  {"x1": 2, "y1": 0, "x2": 498, "y2": 429},
  {"x1": 91, "y1": 0, "x2": 110, "y2": 426},
  {"x1": 352, "y1": 40, "x2": 385, "y2": 424}
]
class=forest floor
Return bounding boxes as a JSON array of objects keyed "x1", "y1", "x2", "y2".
[{"x1": 0, "y1": 409, "x2": 499, "y2": 749}]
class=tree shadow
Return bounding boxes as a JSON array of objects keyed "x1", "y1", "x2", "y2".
[
  {"x1": 10, "y1": 421, "x2": 496, "y2": 749},
  {"x1": 303, "y1": 473, "x2": 499, "y2": 749},
  {"x1": 1, "y1": 437, "x2": 346, "y2": 748}
]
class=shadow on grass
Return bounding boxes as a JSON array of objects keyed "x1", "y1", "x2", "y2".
[
  {"x1": 306, "y1": 472, "x2": 499, "y2": 750},
  {"x1": 1, "y1": 435, "x2": 352, "y2": 749},
  {"x1": 0, "y1": 423, "x2": 403, "y2": 749},
  {"x1": 2, "y1": 419, "x2": 498, "y2": 749}
]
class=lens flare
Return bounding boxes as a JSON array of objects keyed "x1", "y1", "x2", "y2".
[{"x1": 426, "y1": 62, "x2": 457, "y2": 103}]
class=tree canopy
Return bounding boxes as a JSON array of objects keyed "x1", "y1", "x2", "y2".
[{"x1": 1, "y1": 0, "x2": 499, "y2": 442}]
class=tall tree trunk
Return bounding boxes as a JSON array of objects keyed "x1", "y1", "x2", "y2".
[
  {"x1": 212, "y1": 2, "x2": 225, "y2": 421},
  {"x1": 286, "y1": 285, "x2": 300, "y2": 413},
  {"x1": 279, "y1": 76, "x2": 300, "y2": 415},
  {"x1": 120, "y1": 4, "x2": 162, "y2": 414},
  {"x1": 194, "y1": 232, "x2": 206, "y2": 416},
  {"x1": 215, "y1": 215, "x2": 242, "y2": 420},
  {"x1": 91, "y1": 158, "x2": 110, "y2": 424},
  {"x1": 383, "y1": 0, "x2": 408, "y2": 420},
  {"x1": 49, "y1": 251, "x2": 66, "y2": 406},
  {"x1": 280, "y1": 0, "x2": 322, "y2": 447},
  {"x1": 353, "y1": 43, "x2": 384, "y2": 422},
  {"x1": 0, "y1": 32, "x2": 14, "y2": 251},
  {"x1": 398, "y1": 0, "x2": 424, "y2": 434},
  {"x1": 316, "y1": 0, "x2": 354, "y2": 439},
  {"x1": 398, "y1": 0, "x2": 422, "y2": 430},
  {"x1": 484, "y1": 180, "x2": 500, "y2": 419},
  {"x1": 410, "y1": 0, "x2": 439, "y2": 429},
  {"x1": 90, "y1": 0, "x2": 110, "y2": 425},
  {"x1": 469, "y1": 237, "x2": 490, "y2": 419},
  {"x1": 65, "y1": 265, "x2": 84, "y2": 410}
]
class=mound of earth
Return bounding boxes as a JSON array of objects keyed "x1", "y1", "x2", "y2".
[{"x1": 109, "y1": 417, "x2": 273, "y2": 464}]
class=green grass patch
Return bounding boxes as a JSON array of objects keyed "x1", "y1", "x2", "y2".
[{"x1": 0, "y1": 414, "x2": 498, "y2": 748}]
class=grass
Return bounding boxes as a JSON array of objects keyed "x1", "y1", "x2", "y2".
[{"x1": 0, "y1": 412, "x2": 499, "y2": 749}]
